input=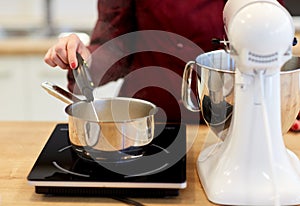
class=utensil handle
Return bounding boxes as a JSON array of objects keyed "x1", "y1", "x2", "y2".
[
  {"x1": 181, "y1": 61, "x2": 201, "y2": 112},
  {"x1": 41, "y1": 81, "x2": 82, "y2": 104},
  {"x1": 73, "y1": 52, "x2": 95, "y2": 102}
]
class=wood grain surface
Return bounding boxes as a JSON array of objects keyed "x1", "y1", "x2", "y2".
[{"x1": 0, "y1": 122, "x2": 299, "y2": 205}]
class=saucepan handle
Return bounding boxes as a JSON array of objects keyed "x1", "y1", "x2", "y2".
[
  {"x1": 41, "y1": 81, "x2": 82, "y2": 104},
  {"x1": 181, "y1": 61, "x2": 201, "y2": 112}
]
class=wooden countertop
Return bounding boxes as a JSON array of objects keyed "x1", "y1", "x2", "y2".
[
  {"x1": 0, "y1": 121, "x2": 299, "y2": 205},
  {"x1": 0, "y1": 37, "x2": 57, "y2": 55},
  {"x1": 0, "y1": 32, "x2": 299, "y2": 56}
]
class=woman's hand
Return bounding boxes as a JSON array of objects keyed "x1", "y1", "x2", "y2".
[{"x1": 44, "y1": 34, "x2": 91, "y2": 70}]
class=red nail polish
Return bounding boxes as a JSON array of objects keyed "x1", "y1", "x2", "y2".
[
  {"x1": 71, "y1": 62, "x2": 76, "y2": 69},
  {"x1": 292, "y1": 122, "x2": 299, "y2": 130}
]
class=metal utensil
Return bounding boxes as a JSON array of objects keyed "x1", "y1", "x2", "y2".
[
  {"x1": 73, "y1": 52, "x2": 100, "y2": 124},
  {"x1": 73, "y1": 52, "x2": 95, "y2": 102}
]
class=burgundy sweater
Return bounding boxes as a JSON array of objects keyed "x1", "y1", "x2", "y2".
[{"x1": 68, "y1": 0, "x2": 285, "y2": 123}]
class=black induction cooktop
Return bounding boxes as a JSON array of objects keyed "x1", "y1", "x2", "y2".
[{"x1": 27, "y1": 123, "x2": 186, "y2": 197}]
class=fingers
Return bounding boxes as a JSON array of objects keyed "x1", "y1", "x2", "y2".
[
  {"x1": 44, "y1": 34, "x2": 88, "y2": 70},
  {"x1": 44, "y1": 46, "x2": 69, "y2": 69},
  {"x1": 66, "y1": 34, "x2": 81, "y2": 69}
]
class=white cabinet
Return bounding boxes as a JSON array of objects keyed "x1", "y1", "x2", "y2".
[
  {"x1": 0, "y1": 55, "x2": 69, "y2": 121},
  {"x1": 27, "y1": 55, "x2": 70, "y2": 121},
  {"x1": 0, "y1": 56, "x2": 27, "y2": 120},
  {"x1": 0, "y1": 55, "x2": 123, "y2": 121}
]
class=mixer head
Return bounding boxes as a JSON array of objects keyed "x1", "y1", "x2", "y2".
[{"x1": 223, "y1": 0, "x2": 295, "y2": 75}]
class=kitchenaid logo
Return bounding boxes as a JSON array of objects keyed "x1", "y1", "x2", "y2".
[{"x1": 75, "y1": 30, "x2": 206, "y2": 176}]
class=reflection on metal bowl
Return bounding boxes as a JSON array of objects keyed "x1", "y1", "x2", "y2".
[{"x1": 182, "y1": 50, "x2": 300, "y2": 139}]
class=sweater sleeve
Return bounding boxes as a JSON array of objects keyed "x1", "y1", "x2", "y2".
[
  {"x1": 67, "y1": 0, "x2": 136, "y2": 92},
  {"x1": 67, "y1": 0, "x2": 287, "y2": 93},
  {"x1": 278, "y1": 0, "x2": 285, "y2": 5}
]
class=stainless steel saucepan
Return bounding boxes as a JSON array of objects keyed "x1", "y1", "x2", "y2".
[{"x1": 42, "y1": 82, "x2": 157, "y2": 162}]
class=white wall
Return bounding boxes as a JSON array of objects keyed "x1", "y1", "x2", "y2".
[{"x1": 52, "y1": 0, "x2": 98, "y2": 31}]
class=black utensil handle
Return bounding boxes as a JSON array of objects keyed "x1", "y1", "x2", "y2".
[{"x1": 73, "y1": 52, "x2": 95, "y2": 102}]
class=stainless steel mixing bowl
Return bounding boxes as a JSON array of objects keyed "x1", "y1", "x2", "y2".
[{"x1": 182, "y1": 50, "x2": 300, "y2": 139}]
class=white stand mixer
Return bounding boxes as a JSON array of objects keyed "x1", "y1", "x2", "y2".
[{"x1": 197, "y1": 0, "x2": 300, "y2": 205}]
